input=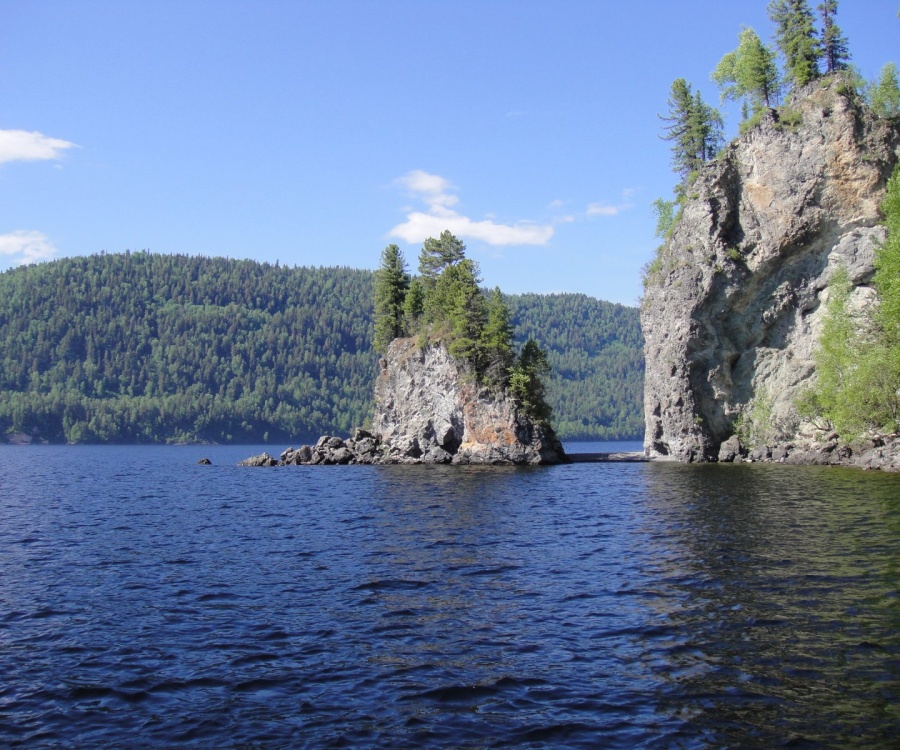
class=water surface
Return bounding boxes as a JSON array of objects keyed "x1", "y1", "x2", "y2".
[{"x1": 1, "y1": 445, "x2": 898, "y2": 748}]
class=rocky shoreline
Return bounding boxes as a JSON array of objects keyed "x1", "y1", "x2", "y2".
[
  {"x1": 238, "y1": 427, "x2": 569, "y2": 467},
  {"x1": 717, "y1": 433, "x2": 900, "y2": 472}
]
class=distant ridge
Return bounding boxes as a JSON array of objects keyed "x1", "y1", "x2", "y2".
[{"x1": 0, "y1": 252, "x2": 643, "y2": 443}]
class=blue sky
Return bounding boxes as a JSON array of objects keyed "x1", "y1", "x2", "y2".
[{"x1": 2, "y1": 1, "x2": 897, "y2": 306}]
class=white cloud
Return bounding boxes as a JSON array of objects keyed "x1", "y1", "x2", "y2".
[
  {"x1": 0, "y1": 130, "x2": 77, "y2": 164},
  {"x1": 586, "y1": 188, "x2": 637, "y2": 218},
  {"x1": 587, "y1": 203, "x2": 623, "y2": 217},
  {"x1": 0, "y1": 230, "x2": 59, "y2": 265},
  {"x1": 389, "y1": 170, "x2": 553, "y2": 246}
]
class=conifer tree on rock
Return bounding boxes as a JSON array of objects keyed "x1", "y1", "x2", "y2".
[
  {"x1": 659, "y1": 78, "x2": 724, "y2": 182},
  {"x1": 509, "y1": 339, "x2": 552, "y2": 424},
  {"x1": 712, "y1": 27, "x2": 781, "y2": 119},
  {"x1": 479, "y1": 288, "x2": 515, "y2": 389},
  {"x1": 418, "y1": 230, "x2": 466, "y2": 285},
  {"x1": 373, "y1": 244, "x2": 410, "y2": 354},
  {"x1": 768, "y1": 0, "x2": 822, "y2": 87},
  {"x1": 817, "y1": 0, "x2": 850, "y2": 74},
  {"x1": 870, "y1": 63, "x2": 900, "y2": 118}
]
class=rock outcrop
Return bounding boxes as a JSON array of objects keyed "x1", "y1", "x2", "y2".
[
  {"x1": 642, "y1": 77, "x2": 900, "y2": 464},
  {"x1": 240, "y1": 338, "x2": 567, "y2": 466},
  {"x1": 371, "y1": 337, "x2": 566, "y2": 464}
]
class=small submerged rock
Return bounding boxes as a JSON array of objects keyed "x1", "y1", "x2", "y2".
[{"x1": 196, "y1": 458, "x2": 212, "y2": 465}]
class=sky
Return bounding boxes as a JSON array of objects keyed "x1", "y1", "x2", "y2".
[{"x1": 2, "y1": 1, "x2": 897, "y2": 306}]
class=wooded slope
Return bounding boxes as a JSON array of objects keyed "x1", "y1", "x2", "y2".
[{"x1": 0, "y1": 252, "x2": 643, "y2": 443}]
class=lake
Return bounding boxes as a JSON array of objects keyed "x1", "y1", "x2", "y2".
[{"x1": 1, "y1": 442, "x2": 898, "y2": 748}]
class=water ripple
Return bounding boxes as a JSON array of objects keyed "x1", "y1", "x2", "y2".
[{"x1": 0, "y1": 447, "x2": 899, "y2": 747}]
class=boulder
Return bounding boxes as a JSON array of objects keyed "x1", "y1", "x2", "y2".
[{"x1": 238, "y1": 452, "x2": 278, "y2": 467}]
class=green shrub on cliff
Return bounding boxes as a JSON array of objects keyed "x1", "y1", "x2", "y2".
[{"x1": 799, "y1": 163, "x2": 900, "y2": 436}]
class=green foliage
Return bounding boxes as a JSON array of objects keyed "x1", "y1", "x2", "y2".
[
  {"x1": 726, "y1": 247, "x2": 743, "y2": 262},
  {"x1": 738, "y1": 107, "x2": 767, "y2": 134},
  {"x1": 659, "y1": 79, "x2": 724, "y2": 181},
  {"x1": 876, "y1": 163, "x2": 900, "y2": 350},
  {"x1": 479, "y1": 288, "x2": 515, "y2": 389},
  {"x1": 775, "y1": 106, "x2": 804, "y2": 129},
  {"x1": 641, "y1": 253, "x2": 664, "y2": 289},
  {"x1": 403, "y1": 276, "x2": 425, "y2": 331},
  {"x1": 506, "y1": 293, "x2": 644, "y2": 440},
  {"x1": 0, "y1": 251, "x2": 645, "y2": 443},
  {"x1": 418, "y1": 230, "x2": 466, "y2": 283},
  {"x1": 0, "y1": 253, "x2": 377, "y2": 443},
  {"x1": 509, "y1": 339, "x2": 552, "y2": 424},
  {"x1": 768, "y1": 0, "x2": 822, "y2": 87},
  {"x1": 712, "y1": 27, "x2": 782, "y2": 118},
  {"x1": 652, "y1": 198, "x2": 678, "y2": 241},
  {"x1": 800, "y1": 188, "x2": 900, "y2": 441},
  {"x1": 373, "y1": 244, "x2": 409, "y2": 354},
  {"x1": 818, "y1": 0, "x2": 850, "y2": 74},
  {"x1": 869, "y1": 63, "x2": 900, "y2": 118}
]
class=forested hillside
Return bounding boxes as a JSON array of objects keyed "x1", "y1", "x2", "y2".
[
  {"x1": 0, "y1": 252, "x2": 643, "y2": 443},
  {"x1": 507, "y1": 293, "x2": 644, "y2": 440}
]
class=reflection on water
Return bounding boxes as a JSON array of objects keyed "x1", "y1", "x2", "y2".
[{"x1": 0, "y1": 447, "x2": 898, "y2": 748}]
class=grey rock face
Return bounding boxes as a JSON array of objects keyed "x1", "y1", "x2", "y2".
[
  {"x1": 372, "y1": 338, "x2": 567, "y2": 465},
  {"x1": 642, "y1": 78, "x2": 900, "y2": 463}
]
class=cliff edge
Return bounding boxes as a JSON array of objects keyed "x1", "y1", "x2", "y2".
[{"x1": 642, "y1": 77, "x2": 900, "y2": 463}]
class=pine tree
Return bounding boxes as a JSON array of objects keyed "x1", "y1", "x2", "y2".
[
  {"x1": 712, "y1": 27, "x2": 781, "y2": 118},
  {"x1": 692, "y1": 91, "x2": 725, "y2": 162},
  {"x1": 479, "y1": 288, "x2": 515, "y2": 388},
  {"x1": 768, "y1": 0, "x2": 822, "y2": 87},
  {"x1": 442, "y1": 259, "x2": 487, "y2": 363},
  {"x1": 373, "y1": 244, "x2": 409, "y2": 353},
  {"x1": 403, "y1": 276, "x2": 425, "y2": 331},
  {"x1": 869, "y1": 63, "x2": 900, "y2": 118},
  {"x1": 818, "y1": 0, "x2": 850, "y2": 74},
  {"x1": 659, "y1": 79, "x2": 724, "y2": 181},
  {"x1": 509, "y1": 339, "x2": 552, "y2": 423},
  {"x1": 418, "y1": 230, "x2": 466, "y2": 285}
]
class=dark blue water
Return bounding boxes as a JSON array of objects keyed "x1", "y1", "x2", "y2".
[{"x1": 1, "y1": 443, "x2": 899, "y2": 748}]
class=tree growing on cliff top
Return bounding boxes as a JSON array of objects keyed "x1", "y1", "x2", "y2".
[
  {"x1": 480, "y1": 287, "x2": 515, "y2": 389},
  {"x1": 418, "y1": 230, "x2": 466, "y2": 285},
  {"x1": 869, "y1": 63, "x2": 900, "y2": 118},
  {"x1": 375, "y1": 230, "x2": 553, "y2": 422},
  {"x1": 509, "y1": 339, "x2": 553, "y2": 424},
  {"x1": 373, "y1": 244, "x2": 410, "y2": 354},
  {"x1": 818, "y1": 0, "x2": 850, "y2": 74},
  {"x1": 659, "y1": 78, "x2": 724, "y2": 183},
  {"x1": 768, "y1": 0, "x2": 822, "y2": 87},
  {"x1": 712, "y1": 27, "x2": 782, "y2": 120}
]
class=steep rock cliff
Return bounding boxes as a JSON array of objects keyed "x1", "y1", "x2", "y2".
[
  {"x1": 372, "y1": 337, "x2": 567, "y2": 464},
  {"x1": 642, "y1": 78, "x2": 900, "y2": 461}
]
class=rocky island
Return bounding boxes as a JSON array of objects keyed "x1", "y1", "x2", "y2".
[
  {"x1": 642, "y1": 75, "x2": 900, "y2": 471},
  {"x1": 241, "y1": 233, "x2": 568, "y2": 467}
]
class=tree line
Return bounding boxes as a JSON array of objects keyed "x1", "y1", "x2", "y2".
[{"x1": 0, "y1": 251, "x2": 643, "y2": 443}]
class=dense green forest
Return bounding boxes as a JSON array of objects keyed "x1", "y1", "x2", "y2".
[{"x1": 0, "y1": 252, "x2": 643, "y2": 443}]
